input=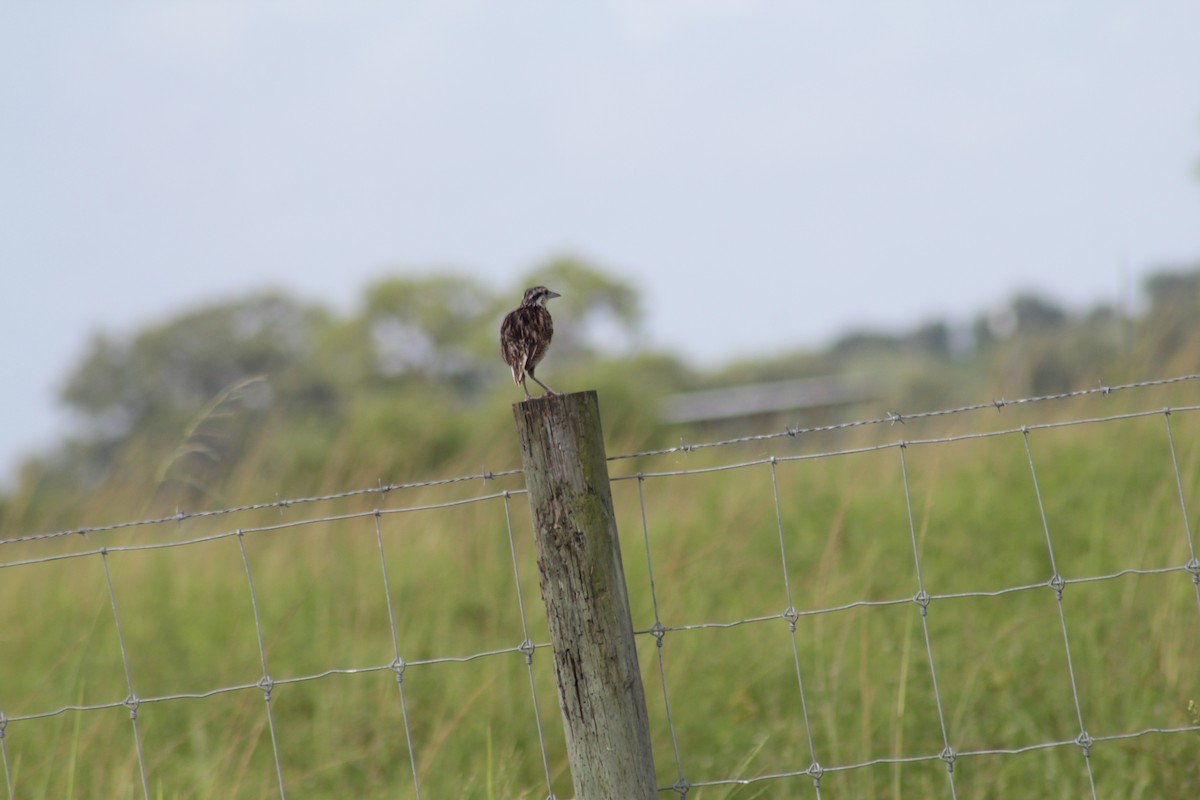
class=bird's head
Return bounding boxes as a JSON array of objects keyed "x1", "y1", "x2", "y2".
[{"x1": 522, "y1": 286, "x2": 561, "y2": 307}]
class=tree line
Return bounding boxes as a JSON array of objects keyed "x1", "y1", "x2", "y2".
[{"x1": 3, "y1": 257, "x2": 1198, "y2": 530}]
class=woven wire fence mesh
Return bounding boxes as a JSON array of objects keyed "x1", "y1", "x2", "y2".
[{"x1": 1, "y1": 374, "x2": 1198, "y2": 798}]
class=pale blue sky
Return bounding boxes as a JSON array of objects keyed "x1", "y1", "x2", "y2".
[{"x1": 2, "y1": 2, "x2": 1199, "y2": 481}]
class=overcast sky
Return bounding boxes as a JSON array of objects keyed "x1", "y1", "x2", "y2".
[{"x1": 2, "y1": 1, "x2": 1199, "y2": 482}]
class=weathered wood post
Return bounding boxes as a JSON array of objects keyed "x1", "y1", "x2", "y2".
[{"x1": 513, "y1": 391, "x2": 658, "y2": 800}]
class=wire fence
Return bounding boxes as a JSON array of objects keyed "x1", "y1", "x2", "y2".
[
  {"x1": 623, "y1": 402, "x2": 1200, "y2": 797},
  {"x1": 1, "y1": 374, "x2": 1199, "y2": 797}
]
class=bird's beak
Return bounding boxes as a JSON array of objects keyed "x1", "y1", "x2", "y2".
[{"x1": 547, "y1": 290, "x2": 561, "y2": 299}]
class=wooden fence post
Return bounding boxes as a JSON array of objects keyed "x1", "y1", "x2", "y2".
[{"x1": 513, "y1": 391, "x2": 658, "y2": 800}]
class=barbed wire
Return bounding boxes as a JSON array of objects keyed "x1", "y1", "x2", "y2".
[
  {"x1": 0, "y1": 492, "x2": 523, "y2": 572},
  {"x1": 611, "y1": 404, "x2": 1200, "y2": 483},
  {"x1": 0, "y1": 469, "x2": 523, "y2": 547},
  {"x1": 6, "y1": 373, "x2": 1195, "y2": 548},
  {"x1": 611, "y1": 372, "x2": 1200, "y2": 462}
]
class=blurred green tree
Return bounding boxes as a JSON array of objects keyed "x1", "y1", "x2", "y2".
[
  {"x1": 360, "y1": 273, "x2": 496, "y2": 393},
  {"x1": 1140, "y1": 265, "x2": 1200, "y2": 366},
  {"x1": 60, "y1": 292, "x2": 336, "y2": 438}
]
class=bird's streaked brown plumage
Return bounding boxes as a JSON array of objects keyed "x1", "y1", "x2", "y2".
[{"x1": 500, "y1": 286, "x2": 560, "y2": 399}]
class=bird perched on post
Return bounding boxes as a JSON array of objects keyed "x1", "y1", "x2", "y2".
[{"x1": 500, "y1": 286, "x2": 560, "y2": 400}]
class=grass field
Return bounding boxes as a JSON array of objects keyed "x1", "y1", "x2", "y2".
[{"x1": 1, "y1": 383, "x2": 1198, "y2": 799}]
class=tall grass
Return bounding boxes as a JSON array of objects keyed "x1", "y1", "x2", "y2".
[{"x1": 1, "y1": 385, "x2": 1198, "y2": 798}]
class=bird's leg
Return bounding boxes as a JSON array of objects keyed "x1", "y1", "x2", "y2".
[
  {"x1": 520, "y1": 377, "x2": 533, "y2": 400},
  {"x1": 528, "y1": 371, "x2": 556, "y2": 396}
]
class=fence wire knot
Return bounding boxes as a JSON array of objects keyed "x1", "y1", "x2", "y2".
[
  {"x1": 518, "y1": 638, "x2": 536, "y2": 663},
  {"x1": 913, "y1": 589, "x2": 931, "y2": 616},
  {"x1": 390, "y1": 657, "x2": 407, "y2": 683},
  {"x1": 1048, "y1": 573, "x2": 1066, "y2": 599},
  {"x1": 1186, "y1": 557, "x2": 1200, "y2": 585},
  {"x1": 940, "y1": 746, "x2": 957, "y2": 772},
  {"x1": 649, "y1": 620, "x2": 667, "y2": 648},
  {"x1": 0, "y1": 710, "x2": 7, "y2": 738},
  {"x1": 1075, "y1": 730, "x2": 1094, "y2": 757},
  {"x1": 257, "y1": 674, "x2": 275, "y2": 701},
  {"x1": 887, "y1": 411, "x2": 905, "y2": 426},
  {"x1": 806, "y1": 761, "x2": 824, "y2": 788},
  {"x1": 123, "y1": 693, "x2": 141, "y2": 719},
  {"x1": 668, "y1": 777, "x2": 691, "y2": 797},
  {"x1": 782, "y1": 605, "x2": 800, "y2": 632}
]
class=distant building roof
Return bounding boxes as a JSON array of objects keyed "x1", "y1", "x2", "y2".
[{"x1": 663, "y1": 375, "x2": 878, "y2": 424}]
